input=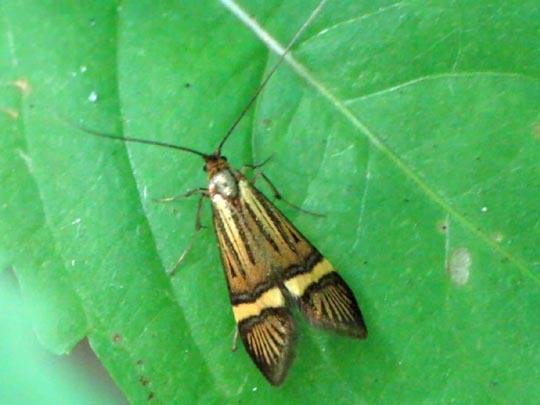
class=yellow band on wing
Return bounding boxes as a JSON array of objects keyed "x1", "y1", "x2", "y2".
[
  {"x1": 284, "y1": 258, "x2": 335, "y2": 297},
  {"x1": 232, "y1": 287, "x2": 285, "y2": 323}
]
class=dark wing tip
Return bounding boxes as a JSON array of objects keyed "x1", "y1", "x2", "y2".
[
  {"x1": 298, "y1": 271, "x2": 368, "y2": 339},
  {"x1": 238, "y1": 307, "x2": 296, "y2": 386}
]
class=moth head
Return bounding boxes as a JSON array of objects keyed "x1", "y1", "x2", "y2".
[{"x1": 203, "y1": 154, "x2": 229, "y2": 178}]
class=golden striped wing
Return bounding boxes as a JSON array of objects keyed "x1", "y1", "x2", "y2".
[{"x1": 211, "y1": 176, "x2": 366, "y2": 385}]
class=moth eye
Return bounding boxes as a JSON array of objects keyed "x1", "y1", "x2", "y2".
[{"x1": 202, "y1": 164, "x2": 208, "y2": 172}]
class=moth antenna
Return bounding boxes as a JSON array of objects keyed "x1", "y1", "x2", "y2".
[
  {"x1": 214, "y1": 0, "x2": 327, "y2": 156},
  {"x1": 60, "y1": 114, "x2": 209, "y2": 158}
]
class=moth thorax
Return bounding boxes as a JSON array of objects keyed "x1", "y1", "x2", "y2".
[{"x1": 209, "y1": 169, "x2": 239, "y2": 199}]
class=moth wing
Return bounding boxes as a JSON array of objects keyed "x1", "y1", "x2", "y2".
[
  {"x1": 236, "y1": 303, "x2": 296, "y2": 386},
  {"x1": 212, "y1": 181, "x2": 298, "y2": 385},
  {"x1": 245, "y1": 184, "x2": 368, "y2": 339},
  {"x1": 284, "y1": 257, "x2": 367, "y2": 338},
  {"x1": 212, "y1": 178, "x2": 366, "y2": 385},
  {"x1": 242, "y1": 181, "x2": 368, "y2": 338}
]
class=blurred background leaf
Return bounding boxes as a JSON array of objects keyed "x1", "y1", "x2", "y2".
[
  {"x1": 0, "y1": 268, "x2": 126, "y2": 404},
  {"x1": 0, "y1": 0, "x2": 539, "y2": 403}
]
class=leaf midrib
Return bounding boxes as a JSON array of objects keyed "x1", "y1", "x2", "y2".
[{"x1": 222, "y1": 2, "x2": 536, "y2": 282}]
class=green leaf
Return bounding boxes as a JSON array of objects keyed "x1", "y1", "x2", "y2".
[
  {"x1": 1, "y1": 0, "x2": 539, "y2": 403},
  {"x1": 0, "y1": 270, "x2": 125, "y2": 404}
]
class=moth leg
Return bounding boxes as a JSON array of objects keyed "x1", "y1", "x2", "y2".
[
  {"x1": 253, "y1": 172, "x2": 325, "y2": 217},
  {"x1": 167, "y1": 192, "x2": 207, "y2": 276},
  {"x1": 240, "y1": 155, "x2": 273, "y2": 174},
  {"x1": 153, "y1": 187, "x2": 208, "y2": 202},
  {"x1": 231, "y1": 327, "x2": 239, "y2": 352}
]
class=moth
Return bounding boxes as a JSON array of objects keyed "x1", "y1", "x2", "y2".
[
  {"x1": 205, "y1": 152, "x2": 368, "y2": 385},
  {"x1": 75, "y1": 0, "x2": 367, "y2": 386}
]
